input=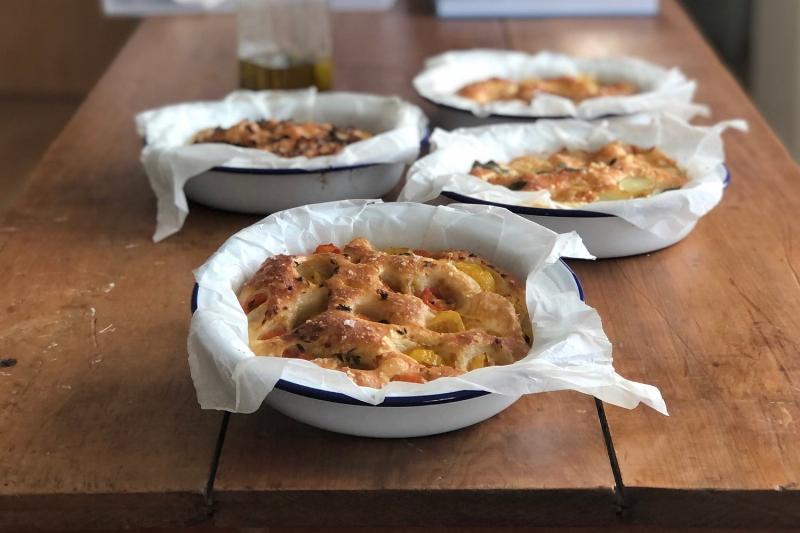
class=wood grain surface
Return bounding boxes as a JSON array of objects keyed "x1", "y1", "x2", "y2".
[
  {"x1": 0, "y1": 0, "x2": 798, "y2": 530},
  {"x1": 0, "y1": 15, "x2": 247, "y2": 531},
  {"x1": 212, "y1": 392, "x2": 616, "y2": 528},
  {"x1": 518, "y1": 1, "x2": 800, "y2": 527},
  {"x1": 211, "y1": 5, "x2": 616, "y2": 528}
]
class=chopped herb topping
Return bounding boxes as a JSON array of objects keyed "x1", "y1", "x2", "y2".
[
  {"x1": 472, "y1": 160, "x2": 506, "y2": 173},
  {"x1": 337, "y1": 348, "x2": 361, "y2": 367}
]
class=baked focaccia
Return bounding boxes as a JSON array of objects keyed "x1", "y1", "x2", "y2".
[
  {"x1": 191, "y1": 119, "x2": 371, "y2": 158},
  {"x1": 237, "y1": 238, "x2": 532, "y2": 388},
  {"x1": 457, "y1": 75, "x2": 637, "y2": 104},
  {"x1": 470, "y1": 141, "x2": 688, "y2": 205}
]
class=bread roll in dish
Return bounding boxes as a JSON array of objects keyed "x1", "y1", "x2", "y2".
[{"x1": 238, "y1": 237, "x2": 532, "y2": 388}]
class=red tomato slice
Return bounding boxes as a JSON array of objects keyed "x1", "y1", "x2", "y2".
[
  {"x1": 420, "y1": 287, "x2": 449, "y2": 311},
  {"x1": 314, "y1": 243, "x2": 341, "y2": 254}
]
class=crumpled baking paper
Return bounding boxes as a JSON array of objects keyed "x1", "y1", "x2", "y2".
[
  {"x1": 135, "y1": 89, "x2": 428, "y2": 242},
  {"x1": 399, "y1": 115, "x2": 747, "y2": 239},
  {"x1": 188, "y1": 199, "x2": 667, "y2": 414},
  {"x1": 413, "y1": 49, "x2": 709, "y2": 120}
]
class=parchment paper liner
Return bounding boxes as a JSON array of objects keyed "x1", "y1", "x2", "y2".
[
  {"x1": 413, "y1": 49, "x2": 708, "y2": 120},
  {"x1": 188, "y1": 200, "x2": 667, "y2": 414},
  {"x1": 400, "y1": 115, "x2": 747, "y2": 239},
  {"x1": 136, "y1": 89, "x2": 428, "y2": 242}
]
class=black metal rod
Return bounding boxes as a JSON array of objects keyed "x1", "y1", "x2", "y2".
[
  {"x1": 594, "y1": 398, "x2": 626, "y2": 512},
  {"x1": 205, "y1": 411, "x2": 231, "y2": 507}
]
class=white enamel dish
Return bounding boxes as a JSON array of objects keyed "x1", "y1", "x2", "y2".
[
  {"x1": 436, "y1": 169, "x2": 729, "y2": 259},
  {"x1": 413, "y1": 49, "x2": 704, "y2": 129},
  {"x1": 190, "y1": 259, "x2": 585, "y2": 438},
  {"x1": 421, "y1": 102, "x2": 555, "y2": 131},
  {"x1": 137, "y1": 90, "x2": 429, "y2": 234},
  {"x1": 184, "y1": 161, "x2": 406, "y2": 215},
  {"x1": 399, "y1": 117, "x2": 737, "y2": 259}
]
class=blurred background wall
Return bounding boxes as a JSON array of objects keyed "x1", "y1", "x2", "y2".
[
  {"x1": 750, "y1": 1, "x2": 800, "y2": 159},
  {"x1": 0, "y1": 0, "x2": 797, "y2": 215},
  {"x1": 682, "y1": 0, "x2": 800, "y2": 159}
]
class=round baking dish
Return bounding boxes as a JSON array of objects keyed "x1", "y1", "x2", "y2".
[
  {"x1": 437, "y1": 169, "x2": 729, "y2": 259},
  {"x1": 184, "y1": 161, "x2": 407, "y2": 214},
  {"x1": 400, "y1": 117, "x2": 740, "y2": 259},
  {"x1": 190, "y1": 259, "x2": 585, "y2": 438},
  {"x1": 419, "y1": 100, "x2": 569, "y2": 130},
  {"x1": 413, "y1": 49, "x2": 705, "y2": 129},
  {"x1": 137, "y1": 90, "x2": 428, "y2": 240}
]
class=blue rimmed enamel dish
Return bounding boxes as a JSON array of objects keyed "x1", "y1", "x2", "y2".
[
  {"x1": 435, "y1": 167, "x2": 730, "y2": 259},
  {"x1": 191, "y1": 259, "x2": 585, "y2": 437}
]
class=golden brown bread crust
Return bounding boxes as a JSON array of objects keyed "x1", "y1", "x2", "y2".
[
  {"x1": 469, "y1": 141, "x2": 688, "y2": 205},
  {"x1": 457, "y1": 75, "x2": 638, "y2": 104},
  {"x1": 237, "y1": 238, "x2": 532, "y2": 388},
  {"x1": 191, "y1": 119, "x2": 371, "y2": 158}
]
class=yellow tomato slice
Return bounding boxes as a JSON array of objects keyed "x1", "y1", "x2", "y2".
[
  {"x1": 427, "y1": 310, "x2": 465, "y2": 333},
  {"x1": 455, "y1": 262, "x2": 496, "y2": 292},
  {"x1": 618, "y1": 175, "x2": 654, "y2": 194},
  {"x1": 406, "y1": 348, "x2": 444, "y2": 367},
  {"x1": 467, "y1": 353, "x2": 488, "y2": 371}
]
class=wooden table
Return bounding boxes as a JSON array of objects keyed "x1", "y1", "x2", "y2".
[{"x1": 1, "y1": 1, "x2": 798, "y2": 530}]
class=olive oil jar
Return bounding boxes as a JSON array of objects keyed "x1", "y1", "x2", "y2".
[{"x1": 238, "y1": 0, "x2": 333, "y2": 90}]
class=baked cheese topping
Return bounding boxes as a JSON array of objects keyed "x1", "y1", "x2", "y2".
[
  {"x1": 457, "y1": 75, "x2": 638, "y2": 104},
  {"x1": 469, "y1": 141, "x2": 688, "y2": 205},
  {"x1": 238, "y1": 238, "x2": 532, "y2": 388},
  {"x1": 191, "y1": 119, "x2": 372, "y2": 158}
]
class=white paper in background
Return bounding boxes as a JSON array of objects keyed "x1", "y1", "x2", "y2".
[
  {"x1": 135, "y1": 89, "x2": 428, "y2": 242},
  {"x1": 399, "y1": 115, "x2": 748, "y2": 239},
  {"x1": 102, "y1": 0, "x2": 396, "y2": 16},
  {"x1": 189, "y1": 199, "x2": 667, "y2": 415},
  {"x1": 434, "y1": 0, "x2": 659, "y2": 18},
  {"x1": 413, "y1": 49, "x2": 709, "y2": 120}
]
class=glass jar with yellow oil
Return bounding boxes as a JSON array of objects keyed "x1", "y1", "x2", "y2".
[{"x1": 238, "y1": 0, "x2": 333, "y2": 90}]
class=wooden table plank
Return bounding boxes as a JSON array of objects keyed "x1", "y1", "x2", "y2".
[
  {"x1": 212, "y1": 393, "x2": 617, "y2": 528},
  {"x1": 0, "y1": 15, "x2": 254, "y2": 530},
  {"x1": 3, "y1": 0, "x2": 799, "y2": 529},
  {"x1": 507, "y1": 0, "x2": 800, "y2": 526},
  {"x1": 211, "y1": 4, "x2": 617, "y2": 528}
]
